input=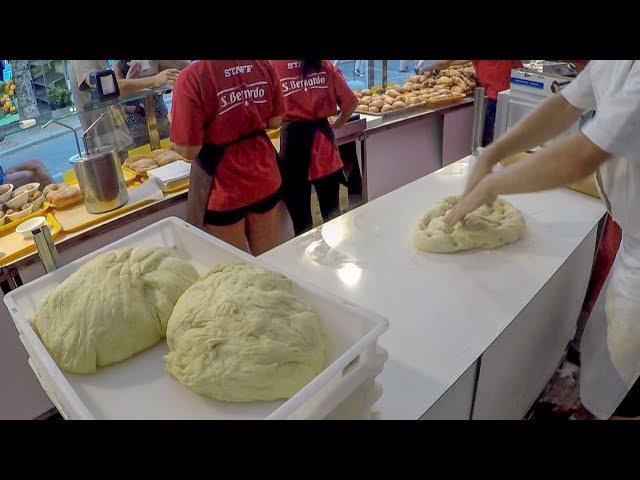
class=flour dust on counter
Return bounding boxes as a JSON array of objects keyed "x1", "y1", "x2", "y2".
[
  {"x1": 164, "y1": 262, "x2": 328, "y2": 402},
  {"x1": 413, "y1": 195, "x2": 526, "y2": 253},
  {"x1": 32, "y1": 246, "x2": 199, "y2": 374}
]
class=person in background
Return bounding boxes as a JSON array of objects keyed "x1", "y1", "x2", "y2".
[
  {"x1": 68, "y1": 60, "x2": 179, "y2": 158},
  {"x1": 332, "y1": 60, "x2": 364, "y2": 77},
  {"x1": 423, "y1": 60, "x2": 523, "y2": 146},
  {"x1": 444, "y1": 60, "x2": 640, "y2": 420},
  {"x1": 170, "y1": 60, "x2": 285, "y2": 256},
  {"x1": 399, "y1": 60, "x2": 425, "y2": 74},
  {"x1": 113, "y1": 60, "x2": 191, "y2": 146},
  {"x1": 271, "y1": 59, "x2": 358, "y2": 235},
  {"x1": 0, "y1": 160, "x2": 54, "y2": 188}
]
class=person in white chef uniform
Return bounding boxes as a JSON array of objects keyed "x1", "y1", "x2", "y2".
[{"x1": 445, "y1": 60, "x2": 640, "y2": 419}]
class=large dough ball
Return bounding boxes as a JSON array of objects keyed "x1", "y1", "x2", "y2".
[
  {"x1": 32, "y1": 247, "x2": 200, "y2": 374},
  {"x1": 164, "y1": 263, "x2": 328, "y2": 402},
  {"x1": 413, "y1": 196, "x2": 526, "y2": 253}
]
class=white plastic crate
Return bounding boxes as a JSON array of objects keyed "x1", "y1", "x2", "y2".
[{"x1": 4, "y1": 217, "x2": 389, "y2": 420}]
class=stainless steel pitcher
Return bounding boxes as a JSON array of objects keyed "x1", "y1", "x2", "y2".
[{"x1": 69, "y1": 146, "x2": 129, "y2": 214}]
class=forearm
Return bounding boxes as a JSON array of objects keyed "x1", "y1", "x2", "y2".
[
  {"x1": 159, "y1": 60, "x2": 191, "y2": 70},
  {"x1": 486, "y1": 131, "x2": 610, "y2": 195},
  {"x1": 116, "y1": 77, "x2": 155, "y2": 97},
  {"x1": 173, "y1": 144, "x2": 201, "y2": 161},
  {"x1": 482, "y1": 93, "x2": 584, "y2": 166},
  {"x1": 332, "y1": 102, "x2": 357, "y2": 129}
]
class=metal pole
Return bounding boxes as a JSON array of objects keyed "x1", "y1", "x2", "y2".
[
  {"x1": 382, "y1": 60, "x2": 388, "y2": 90},
  {"x1": 471, "y1": 87, "x2": 486, "y2": 156},
  {"x1": 368, "y1": 60, "x2": 375, "y2": 90},
  {"x1": 32, "y1": 226, "x2": 61, "y2": 274}
]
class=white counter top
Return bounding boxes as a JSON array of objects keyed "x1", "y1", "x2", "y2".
[{"x1": 262, "y1": 157, "x2": 606, "y2": 419}]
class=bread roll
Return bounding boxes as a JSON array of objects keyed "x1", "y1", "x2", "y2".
[
  {"x1": 149, "y1": 148, "x2": 171, "y2": 159},
  {"x1": 451, "y1": 85, "x2": 463, "y2": 93},
  {"x1": 408, "y1": 97, "x2": 422, "y2": 105},
  {"x1": 386, "y1": 89, "x2": 400, "y2": 98},
  {"x1": 392, "y1": 101, "x2": 406, "y2": 109},
  {"x1": 368, "y1": 106, "x2": 380, "y2": 113},
  {"x1": 360, "y1": 97, "x2": 372, "y2": 105},
  {"x1": 130, "y1": 158, "x2": 159, "y2": 175},
  {"x1": 357, "y1": 105, "x2": 370, "y2": 112},
  {"x1": 361, "y1": 89, "x2": 372, "y2": 96},
  {"x1": 395, "y1": 95, "x2": 406, "y2": 102},
  {"x1": 44, "y1": 183, "x2": 66, "y2": 200},
  {"x1": 125, "y1": 154, "x2": 148, "y2": 166},
  {"x1": 49, "y1": 184, "x2": 82, "y2": 206},
  {"x1": 381, "y1": 104, "x2": 394, "y2": 113},
  {"x1": 383, "y1": 97, "x2": 394, "y2": 105},
  {"x1": 370, "y1": 99, "x2": 385, "y2": 109},
  {"x1": 437, "y1": 77, "x2": 453, "y2": 85},
  {"x1": 155, "y1": 151, "x2": 183, "y2": 167},
  {"x1": 354, "y1": 91, "x2": 362, "y2": 98}
]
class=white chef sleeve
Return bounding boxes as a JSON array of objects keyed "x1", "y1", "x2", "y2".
[
  {"x1": 561, "y1": 62, "x2": 596, "y2": 110},
  {"x1": 581, "y1": 61, "x2": 640, "y2": 158}
]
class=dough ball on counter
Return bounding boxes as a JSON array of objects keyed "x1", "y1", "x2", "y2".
[
  {"x1": 164, "y1": 262, "x2": 328, "y2": 402},
  {"x1": 392, "y1": 101, "x2": 406, "y2": 109},
  {"x1": 413, "y1": 196, "x2": 526, "y2": 253},
  {"x1": 368, "y1": 106, "x2": 380, "y2": 113},
  {"x1": 361, "y1": 88, "x2": 372, "y2": 96},
  {"x1": 381, "y1": 104, "x2": 394, "y2": 113},
  {"x1": 32, "y1": 247, "x2": 199, "y2": 374}
]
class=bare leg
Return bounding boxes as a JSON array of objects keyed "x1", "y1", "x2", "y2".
[
  {"x1": 3, "y1": 170, "x2": 37, "y2": 188},
  {"x1": 204, "y1": 219, "x2": 250, "y2": 253},
  {"x1": 245, "y1": 202, "x2": 282, "y2": 256},
  {"x1": 4, "y1": 160, "x2": 54, "y2": 186}
]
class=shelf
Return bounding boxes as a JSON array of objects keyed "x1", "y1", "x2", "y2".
[
  {"x1": 33, "y1": 71, "x2": 65, "y2": 87},
  {"x1": 0, "y1": 86, "x2": 170, "y2": 139}
]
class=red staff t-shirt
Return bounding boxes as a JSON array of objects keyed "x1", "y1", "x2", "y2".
[
  {"x1": 271, "y1": 60, "x2": 358, "y2": 181},
  {"x1": 170, "y1": 60, "x2": 285, "y2": 212},
  {"x1": 472, "y1": 60, "x2": 523, "y2": 100}
]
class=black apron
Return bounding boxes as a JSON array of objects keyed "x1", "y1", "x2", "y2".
[
  {"x1": 279, "y1": 118, "x2": 345, "y2": 200},
  {"x1": 187, "y1": 129, "x2": 274, "y2": 229}
]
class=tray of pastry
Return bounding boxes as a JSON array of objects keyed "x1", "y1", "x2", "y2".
[
  {"x1": 354, "y1": 87, "x2": 429, "y2": 116},
  {"x1": 123, "y1": 148, "x2": 188, "y2": 177}
]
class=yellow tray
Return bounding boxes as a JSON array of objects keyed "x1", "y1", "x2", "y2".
[
  {"x1": 267, "y1": 128, "x2": 281, "y2": 139},
  {"x1": 0, "y1": 202, "x2": 50, "y2": 236},
  {"x1": 62, "y1": 166, "x2": 137, "y2": 186},
  {"x1": 0, "y1": 213, "x2": 62, "y2": 266},
  {"x1": 52, "y1": 191, "x2": 157, "y2": 233}
]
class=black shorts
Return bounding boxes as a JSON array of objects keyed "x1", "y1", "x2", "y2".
[{"x1": 204, "y1": 190, "x2": 280, "y2": 227}]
